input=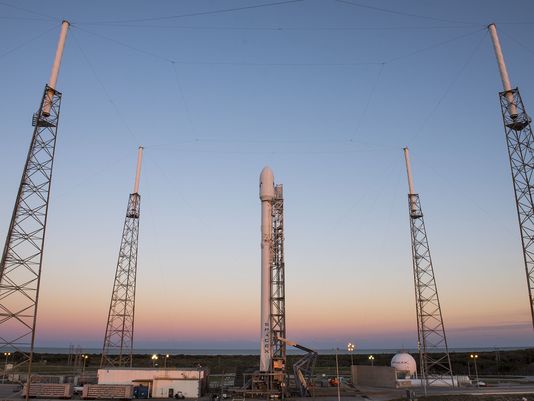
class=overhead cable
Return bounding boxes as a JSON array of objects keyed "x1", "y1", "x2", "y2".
[
  {"x1": 406, "y1": 29, "x2": 488, "y2": 143},
  {"x1": 70, "y1": 29, "x2": 139, "y2": 142},
  {"x1": 0, "y1": 0, "x2": 58, "y2": 21},
  {"x1": 336, "y1": 0, "x2": 482, "y2": 27},
  {"x1": 0, "y1": 23, "x2": 59, "y2": 60},
  {"x1": 75, "y1": 0, "x2": 304, "y2": 25}
]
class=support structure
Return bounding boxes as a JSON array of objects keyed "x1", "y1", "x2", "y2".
[
  {"x1": 271, "y1": 184, "x2": 286, "y2": 385},
  {"x1": 489, "y1": 23, "x2": 534, "y2": 328},
  {"x1": 277, "y1": 337, "x2": 317, "y2": 397},
  {"x1": 101, "y1": 147, "x2": 143, "y2": 368},
  {"x1": 0, "y1": 21, "x2": 69, "y2": 387},
  {"x1": 259, "y1": 167, "x2": 286, "y2": 393},
  {"x1": 403, "y1": 148, "x2": 454, "y2": 390}
]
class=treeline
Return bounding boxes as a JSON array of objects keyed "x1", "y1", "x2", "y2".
[{"x1": 18, "y1": 348, "x2": 534, "y2": 376}]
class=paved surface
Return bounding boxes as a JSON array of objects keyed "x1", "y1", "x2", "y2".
[
  {"x1": 0, "y1": 384, "x2": 22, "y2": 399},
  {"x1": 2, "y1": 383, "x2": 534, "y2": 401}
]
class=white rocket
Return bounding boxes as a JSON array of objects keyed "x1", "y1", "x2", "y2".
[{"x1": 259, "y1": 166, "x2": 275, "y2": 372}]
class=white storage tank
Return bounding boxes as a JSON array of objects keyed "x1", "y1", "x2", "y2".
[{"x1": 391, "y1": 353, "x2": 417, "y2": 378}]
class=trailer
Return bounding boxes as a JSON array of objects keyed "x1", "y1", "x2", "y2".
[
  {"x1": 23, "y1": 383, "x2": 73, "y2": 399},
  {"x1": 82, "y1": 384, "x2": 133, "y2": 399}
]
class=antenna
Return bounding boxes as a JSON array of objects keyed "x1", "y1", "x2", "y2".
[
  {"x1": 43, "y1": 20, "x2": 69, "y2": 116},
  {"x1": 0, "y1": 21, "x2": 69, "y2": 400},
  {"x1": 489, "y1": 23, "x2": 534, "y2": 329},
  {"x1": 133, "y1": 146, "x2": 143, "y2": 194},
  {"x1": 101, "y1": 147, "x2": 143, "y2": 368},
  {"x1": 403, "y1": 147, "x2": 418, "y2": 216},
  {"x1": 488, "y1": 23, "x2": 517, "y2": 117},
  {"x1": 403, "y1": 148, "x2": 454, "y2": 392}
]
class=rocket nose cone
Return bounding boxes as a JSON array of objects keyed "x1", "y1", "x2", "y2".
[{"x1": 260, "y1": 166, "x2": 275, "y2": 201}]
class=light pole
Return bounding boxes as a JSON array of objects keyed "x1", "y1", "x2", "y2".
[
  {"x1": 81, "y1": 355, "x2": 88, "y2": 376},
  {"x1": 470, "y1": 354, "x2": 479, "y2": 387},
  {"x1": 197, "y1": 364, "x2": 202, "y2": 398},
  {"x1": 334, "y1": 348, "x2": 341, "y2": 401},
  {"x1": 3, "y1": 352, "x2": 11, "y2": 383},
  {"x1": 347, "y1": 343, "x2": 355, "y2": 366},
  {"x1": 467, "y1": 359, "x2": 471, "y2": 377},
  {"x1": 368, "y1": 355, "x2": 374, "y2": 367},
  {"x1": 165, "y1": 354, "x2": 169, "y2": 369},
  {"x1": 151, "y1": 354, "x2": 158, "y2": 368}
]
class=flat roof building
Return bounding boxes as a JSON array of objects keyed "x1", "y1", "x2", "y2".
[{"x1": 97, "y1": 368, "x2": 208, "y2": 399}]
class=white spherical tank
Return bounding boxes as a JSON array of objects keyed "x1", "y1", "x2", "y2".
[{"x1": 391, "y1": 353, "x2": 417, "y2": 376}]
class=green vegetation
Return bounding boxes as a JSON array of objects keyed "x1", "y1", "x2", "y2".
[{"x1": 7, "y1": 348, "x2": 534, "y2": 377}]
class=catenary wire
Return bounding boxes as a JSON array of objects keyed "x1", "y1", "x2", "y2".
[
  {"x1": 349, "y1": 62, "x2": 385, "y2": 144},
  {"x1": 384, "y1": 27, "x2": 486, "y2": 64},
  {"x1": 69, "y1": 22, "x2": 491, "y2": 153},
  {"x1": 0, "y1": 0, "x2": 59, "y2": 21},
  {"x1": 74, "y1": 0, "x2": 304, "y2": 25},
  {"x1": 170, "y1": 62, "x2": 199, "y2": 137},
  {"x1": 72, "y1": 23, "x2": 480, "y2": 31},
  {"x1": 499, "y1": 28, "x2": 534, "y2": 59},
  {"x1": 335, "y1": 0, "x2": 482, "y2": 27},
  {"x1": 405, "y1": 29, "x2": 488, "y2": 143},
  {"x1": 70, "y1": 29, "x2": 139, "y2": 142},
  {"x1": 0, "y1": 23, "x2": 59, "y2": 60},
  {"x1": 0, "y1": 16, "x2": 56, "y2": 22},
  {"x1": 72, "y1": 24, "x2": 485, "y2": 68},
  {"x1": 72, "y1": 25, "x2": 383, "y2": 67}
]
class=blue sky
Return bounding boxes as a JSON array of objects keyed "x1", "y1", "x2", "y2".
[{"x1": 1, "y1": 0, "x2": 534, "y2": 350}]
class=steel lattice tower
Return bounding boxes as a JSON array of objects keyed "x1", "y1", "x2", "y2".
[
  {"x1": 499, "y1": 89, "x2": 534, "y2": 325},
  {"x1": 489, "y1": 24, "x2": 534, "y2": 328},
  {"x1": 101, "y1": 147, "x2": 143, "y2": 368},
  {"x1": 270, "y1": 184, "x2": 286, "y2": 384},
  {"x1": 404, "y1": 148, "x2": 454, "y2": 391},
  {"x1": 0, "y1": 22, "x2": 69, "y2": 387}
]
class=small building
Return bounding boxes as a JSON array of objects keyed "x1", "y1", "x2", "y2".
[
  {"x1": 97, "y1": 368, "x2": 208, "y2": 398},
  {"x1": 351, "y1": 365, "x2": 397, "y2": 388}
]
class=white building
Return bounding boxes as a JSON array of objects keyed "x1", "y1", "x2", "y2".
[{"x1": 97, "y1": 368, "x2": 208, "y2": 398}]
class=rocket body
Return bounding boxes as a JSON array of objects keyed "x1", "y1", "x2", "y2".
[{"x1": 259, "y1": 167, "x2": 275, "y2": 373}]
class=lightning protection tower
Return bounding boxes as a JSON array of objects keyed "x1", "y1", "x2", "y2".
[
  {"x1": 259, "y1": 167, "x2": 287, "y2": 392},
  {"x1": 488, "y1": 24, "x2": 534, "y2": 329},
  {"x1": 403, "y1": 148, "x2": 454, "y2": 392},
  {"x1": 0, "y1": 20, "x2": 70, "y2": 385},
  {"x1": 101, "y1": 147, "x2": 143, "y2": 368}
]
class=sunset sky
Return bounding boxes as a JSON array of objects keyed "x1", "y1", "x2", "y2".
[{"x1": 1, "y1": 0, "x2": 534, "y2": 351}]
